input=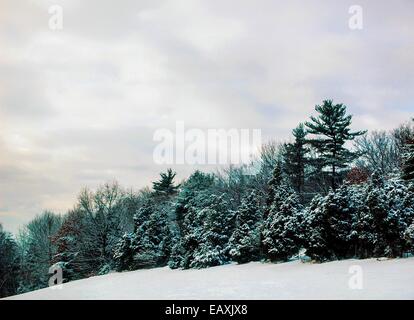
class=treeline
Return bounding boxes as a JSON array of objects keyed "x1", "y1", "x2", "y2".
[{"x1": 1, "y1": 100, "x2": 413, "y2": 298}]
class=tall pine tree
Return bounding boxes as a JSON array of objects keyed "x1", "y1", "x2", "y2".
[
  {"x1": 153, "y1": 168, "x2": 180, "y2": 196},
  {"x1": 305, "y1": 100, "x2": 365, "y2": 190},
  {"x1": 283, "y1": 123, "x2": 309, "y2": 197}
]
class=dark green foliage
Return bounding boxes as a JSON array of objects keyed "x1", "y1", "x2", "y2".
[
  {"x1": 264, "y1": 161, "x2": 284, "y2": 218},
  {"x1": 168, "y1": 239, "x2": 185, "y2": 269},
  {"x1": 113, "y1": 233, "x2": 136, "y2": 271},
  {"x1": 174, "y1": 170, "x2": 215, "y2": 233},
  {"x1": 305, "y1": 100, "x2": 366, "y2": 190},
  {"x1": 172, "y1": 171, "x2": 217, "y2": 268},
  {"x1": 262, "y1": 185, "x2": 303, "y2": 262},
  {"x1": 283, "y1": 123, "x2": 309, "y2": 196},
  {"x1": 189, "y1": 194, "x2": 233, "y2": 269},
  {"x1": 228, "y1": 191, "x2": 262, "y2": 263},
  {"x1": 153, "y1": 168, "x2": 180, "y2": 196},
  {"x1": 305, "y1": 184, "x2": 359, "y2": 261},
  {"x1": 114, "y1": 199, "x2": 174, "y2": 270},
  {"x1": 304, "y1": 171, "x2": 414, "y2": 261},
  {"x1": 353, "y1": 172, "x2": 414, "y2": 258}
]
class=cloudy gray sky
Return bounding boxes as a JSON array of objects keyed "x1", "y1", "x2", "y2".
[{"x1": 1, "y1": 0, "x2": 413, "y2": 233}]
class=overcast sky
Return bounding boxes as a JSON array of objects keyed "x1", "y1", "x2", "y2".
[{"x1": 1, "y1": 0, "x2": 413, "y2": 233}]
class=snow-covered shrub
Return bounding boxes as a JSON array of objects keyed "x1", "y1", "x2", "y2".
[{"x1": 228, "y1": 191, "x2": 262, "y2": 263}]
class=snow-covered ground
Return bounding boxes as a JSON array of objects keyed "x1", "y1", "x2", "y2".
[{"x1": 6, "y1": 258, "x2": 414, "y2": 300}]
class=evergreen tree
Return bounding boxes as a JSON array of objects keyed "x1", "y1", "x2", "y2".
[
  {"x1": 114, "y1": 198, "x2": 174, "y2": 270},
  {"x1": 352, "y1": 172, "x2": 413, "y2": 258},
  {"x1": 173, "y1": 171, "x2": 216, "y2": 269},
  {"x1": 112, "y1": 199, "x2": 152, "y2": 271},
  {"x1": 174, "y1": 171, "x2": 215, "y2": 234},
  {"x1": 113, "y1": 232, "x2": 136, "y2": 271},
  {"x1": 168, "y1": 239, "x2": 185, "y2": 269},
  {"x1": 264, "y1": 161, "x2": 284, "y2": 218},
  {"x1": 305, "y1": 184, "x2": 360, "y2": 261},
  {"x1": 305, "y1": 100, "x2": 366, "y2": 190},
  {"x1": 303, "y1": 195, "x2": 329, "y2": 261},
  {"x1": 190, "y1": 242, "x2": 224, "y2": 269},
  {"x1": 262, "y1": 188, "x2": 303, "y2": 262},
  {"x1": 262, "y1": 161, "x2": 295, "y2": 260},
  {"x1": 283, "y1": 123, "x2": 309, "y2": 196},
  {"x1": 360, "y1": 171, "x2": 389, "y2": 257},
  {"x1": 153, "y1": 168, "x2": 180, "y2": 196},
  {"x1": 135, "y1": 205, "x2": 173, "y2": 267},
  {"x1": 189, "y1": 194, "x2": 232, "y2": 269},
  {"x1": 228, "y1": 191, "x2": 262, "y2": 263},
  {"x1": 324, "y1": 184, "x2": 358, "y2": 258}
]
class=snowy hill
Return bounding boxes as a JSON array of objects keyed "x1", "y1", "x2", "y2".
[{"x1": 6, "y1": 258, "x2": 414, "y2": 300}]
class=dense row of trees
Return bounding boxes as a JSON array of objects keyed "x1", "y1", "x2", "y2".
[{"x1": 1, "y1": 100, "x2": 413, "y2": 298}]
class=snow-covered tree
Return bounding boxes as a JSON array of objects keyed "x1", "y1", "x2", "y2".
[
  {"x1": 114, "y1": 198, "x2": 174, "y2": 270},
  {"x1": 135, "y1": 204, "x2": 173, "y2": 268},
  {"x1": 168, "y1": 238, "x2": 185, "y2": 269},
  {"x1": 353, "y1": 172, "x2": 414, "y2": 258},
  {"x1": 228, "y1": 191, "x2": 262, "y2": 263},
  {"x1": 262, "y1": 162, "x2": 303, "y2": 262},
  {"x1": 190, "y1": 243, "x2": 224, "y2": 269},
  {"x1": 113, "y1": 232, "x2": 136, "y2": 271},
  {"x1": 262, "y1": 191, "x2": 303, "y2": 262},
  {"x1": 264, "y1": 161, "x2": 284, "y2": 218},
  {"x1": 305, "y1": 100, "x2": 366, "y2": 190},
  {"x1": 305, "y1": 184, "x2": 361, "y2": 261},
  {"x1": 361, "y1": 172, "x2": 393, "y2": 257},
  {"x1": 172, "y1": 171, "x2": 216, "y2": 269},
  {"x1": 188, "y1": 194, "x2": 233, "y2": 269},
  {"x1": 174, "y1": 170, "x2": 215, "y2": 235}
]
